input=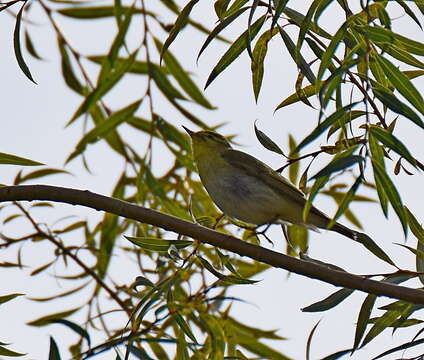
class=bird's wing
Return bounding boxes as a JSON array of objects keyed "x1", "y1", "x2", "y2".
[{"x1": 221, "y1": 149, "x2": 307, "y2": 205}]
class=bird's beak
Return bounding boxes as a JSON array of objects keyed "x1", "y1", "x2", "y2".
[{"x1": 182, "y1": 126, "x2": 194, "y2": 136}]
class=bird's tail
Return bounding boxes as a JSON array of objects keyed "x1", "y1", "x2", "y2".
[{"x1": 331, "y1": 222, "x2": 358, "y2": 240}]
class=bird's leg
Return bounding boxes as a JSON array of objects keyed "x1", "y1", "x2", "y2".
[
  {"x1": 212, "y1": 213, "x2": 225, "y2": 229},
  {"x1": 254, "y1": 221, "x2": 275, "y2": 246}
]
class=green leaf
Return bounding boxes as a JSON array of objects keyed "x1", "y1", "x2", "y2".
[
  {"x1": 198, "y1": 257, "x2": 258, "y2": 284},
  {"x1": 202, "y1": 314, "x2": 225, "y2": 359},
  {"x1": 14, "y1": 2, "x2": 36, "y2": 84},
  {"x1": 296, "y1": 0, "x2": 327, "y2": 63},
  {"x1": 58, "y1": 38, "x2": 84, "y2": 94},
  {"x1": 306, "y1": 320, "x2": 320, "y2": 360},
  {"x1": 154, "y1": 39, "x2": 214, "y2": 109},
  {"x1": 155, "y1": 116, "x2": 191, "y2": 151},
  {"x1": 149, "y1": 63, "x2": 187, "y2": 100},
  {"x1": 197, "y1": 7, "x2": 249, "y2": 61},
  {"x1": 327, "y1": 177, "x2": 361, "y2": 229},
  {"x1": 372, "y1": 159, "x2": 408, "y2": 235},
  {"x1": 0, "y1": 152, "x2": 43, "y2": 166},
  {"x1": 126, "y1": 236, "x2": 193, "y2": 252},
  {"x1": 27, "y1": 307, "x2": 80, "y2": 326},
  {"x1": 317, "y1": 21, "x2": 347, "y2": 81},
  {"x1": 275, "y1": 84, "x2": 318, "y2": 110},
  {"x1": 361, "y1": 303, "x2": 412, "y2": 347},
  {"x1": 405, "y1": 207, "x2": 424, "y2": 244},
  {"x1": 372, "y1": 338, "x2": 424, "y2": 360},
  {"x1": 48, "y1": 337, "x2": 61, "y2": 360},
  {"x1": 0, "y1": 345, "x2": 25, "y2": 357},
  {"x1": 278, "y1": 26, "x2": 316, "y2": 85},
  {"x1": 353, "y1": 294, "x2": 377, "y2": 351},
  {"x1": 295, "y1": 103, "x2": 358, "y2": 152},
  {"x1": 24, "y1": 30, "x2": 42, "y2": 60},
  {"x1": 254, "y1": 121, "x2": 285, "y2": 155},
  {"x1": 302, "y1": 288, "x2": 354, "y2": 312},
  {"x1": 311, "y1": 155, "x2": 364, "y2": 179},
  {"x1": 405, "y1": 207, "x2": 424, "y2": 285},
  {"x1": 355, "y1": 25, "x2": 424, "y2": 56},
  {"x1": 271, "y1": 0, "x2": 289, "y2": 28},
  {"x1": 97, "y1": 4, "x2": 135, "y2": 84},
  {"x1": 0, "y1": 293, "x2": 24, "y2": 305},
  {"x1": 205, "y1": 15, "x2": 266, "y2": 89},
  {"x1": 368, "y1": 134, "x2": 388, "y2": 217},
  {"x1": 69, "y1": 50, "x2": 138, "y2": 124},
  {"x1": 355, "y1": 232, "x2": 395, "y2": 266},
  {"x1": 376, "y1": 55, "x2": 424, "y2": 115},
  {"x1": 369, "y1": 126, "x2": 416, "y2": 168},
  {"x1": 303, "y1": 174, "x2": 329, "y2": 223},
  {"x1": 87, "y1": 55, "x2": 161, "y2": 75},
  {"x1": 251, "y1": 28, "x2": 278, "y2": 101},
  {"x1": 246, "y1": 0, "x2": 260, "y2": 58},
  {"x1": 327, "y1": 110, "x2": 367, "y2": 139},
  {"x1": 283, "y1": 6, "x2": 331, "y2": 39},
  {"x1": 18, "y1": 168, "x2": 69, "y2": 183},
  {"x1": 161, "y1": 0, "x2": 200, "y2": 61},
  {"x1": 375, "y1": 42, "x2": 424, "y2": 70},
  {"x1": 49, "y1": 319, "x2": 91, "y2": 346},
  {"x1": 175, "y1": 328, "x2": 190, "y2": 360},
  {"x1": 320, "y1": 349, "x2": 352, "y2": 360},
  {"x1": 57, "y1": 6, "x2": 150, "y2": 19},
  {"x1": 214, "y1": 0, "x2": 231, "y2": 19},
  {"x1": 174, "y1": 313, "x2": 197, "y2": 343},
  {"x1": 67, "y1": 99, "x2": 142, "y2": 163},
  {"x1": 372, "y1": 86, "x2": 424, "y2": 130}
]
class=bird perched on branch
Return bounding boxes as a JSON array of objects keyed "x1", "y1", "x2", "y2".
[
  {"x1": 183, "y1": 127, "x2": 393, "y2": 265},
  {"x1": 183, "y1": 126, "x2": 358, "y2": 239}
]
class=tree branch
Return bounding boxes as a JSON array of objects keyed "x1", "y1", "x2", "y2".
[{"x1": 1, "y1": 184, "x2": 424, "y2": 304}]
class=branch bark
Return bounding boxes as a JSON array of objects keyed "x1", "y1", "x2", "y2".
[{"x1": 1, "y1": 184, "x2": 424, "y2": 304}]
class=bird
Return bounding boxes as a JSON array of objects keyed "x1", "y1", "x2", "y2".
[{"x1": 183, "y1": 126, "x2": 359, "y2": 240}]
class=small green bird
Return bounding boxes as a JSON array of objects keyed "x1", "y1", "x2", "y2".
[{"x1": 183, "y1": 127, "x2": 358, "y2": 241}]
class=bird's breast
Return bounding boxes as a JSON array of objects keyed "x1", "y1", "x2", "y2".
[{"x1": 200, "y1": 166, "x2": 280, "y2": 224}]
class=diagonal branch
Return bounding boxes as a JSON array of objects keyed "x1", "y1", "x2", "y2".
[{"x1": 1, "y1": 184, "x2": 424, "y2": 304}]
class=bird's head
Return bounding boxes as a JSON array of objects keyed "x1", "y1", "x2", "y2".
[{"x1": 183, "y1": 126, "x2": 231, "y2": 158}]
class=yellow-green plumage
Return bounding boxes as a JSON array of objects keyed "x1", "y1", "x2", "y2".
[{"x1": 184, "y1": 127, "x2": 356, "y2": 240}]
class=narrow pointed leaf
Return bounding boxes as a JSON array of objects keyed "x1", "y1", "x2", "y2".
[
  {"x1": 377, "y1": 55, "x2": 424, "y2": 115},
  {"x1": 254, "y1": 121, "x2": 285, "y2": 155},
  {"x1": 69, "y1": 50, "x2": 138, "y2": 124},
  {"x1": 57, "y1": 6, "x2": 150, "y2": 19},
  {"x1": 48, "y1": 337, "x2": 61, "y2": 360},
  {"x1": 0, "y1": 293, "x2": 24, "y2": 304},
  {"x1": 125, "y1": 236, "x2": 193, "y2": 252},
  {"x1": 67, "y1": 99, "x2": 142, "y2": 162},
  {"x1": 311, "y1": 155, "x2": 364, "y2": 179},
  {"x1": 372, "y1": 86, "x2": 424, "y2": 129},
  {"x1": 369, "y1": 126, "x2": 416, "y2": 168},
  {"x1": 0, "y1": 152, "x2": 43, "y2": 166},
  {"x1": 279, "y1": 26, "x2": 316, "y2": 85},
  {"x1": 197, "y1": 7, "x2": 249, "y2": 61},
  {"x1": 372, "y1": 159, "x2": 408, "y2": 235},
  {"x1": 251, "y1": 28, "x2": 278, "y2": 101},
  {"x1": 275, "y1": 84, "x2": 317, "y2": 110},
  {"x1": 327, "y1": 177, "x2": 361, "y2": 229},
  {"x1": 154, "y1": 39, "x2": 214, "y2": 109},
  {"x1": 353, "y1": 294, "x2": 377, "y2": 351},
  {"x1": 14, "y1": 2, "x2": 36, "y2": 84},
  {"x1": 295, "y1": 103, "x2": 358, "y2": 152},
  {"x1": 161, "y1": 0, "x2": 200, "y2": 61},
  {"x1": 205, "y1": 15, "x2": 266, "y2": 89},
  {"x1": 302, "y1": 288, "x2": 354, "y2": 312}
]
